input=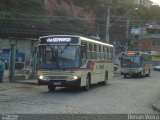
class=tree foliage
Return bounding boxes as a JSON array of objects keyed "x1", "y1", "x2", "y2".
[
  {"x1": 0, "y1": 0, "x2": 160, "y2": 35},
  {"x1": 148, "y1": 5, "x2": 160, "y2": 20}
]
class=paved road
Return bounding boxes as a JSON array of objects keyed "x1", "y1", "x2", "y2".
[{"x1": 0, "y1": 71, "x2": 160, "y2": 114}]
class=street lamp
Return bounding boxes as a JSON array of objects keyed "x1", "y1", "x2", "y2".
[
  {"x1": 125, "y1": 8, "x2": 138, "y2": 50},
  {"x1": 125, "y1": 8, "x2": 138, "y2": 38},
  {"x1": 108, "y1": 8, "x2": 138, "y2": 51},
  {"x1": 104, "y1": 6, "x2": 138, "y2": 44},
  {"x1": 110, "y1": 8, "x2": 138, "y2": 28}
]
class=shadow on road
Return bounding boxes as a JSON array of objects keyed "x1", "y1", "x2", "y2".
[{"x1": 39, "y1": 83, "x2": 111, "y2": 95}]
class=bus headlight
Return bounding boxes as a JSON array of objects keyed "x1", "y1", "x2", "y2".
[
  {"x1": 139, "y1": 68, "x2": 143, "y2": 72},
  {"x1": 39, "y1": 75, "x2": 47, "y2": 80},
  {"x1": 121, "y1": 69, "x2": 126, "y2": 73},
  {"x1": 72, "y1": 76, "x2": 79, "y2": 80}
]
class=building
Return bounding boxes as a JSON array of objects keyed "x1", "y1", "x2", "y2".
[
  {"x1": 138, "y1": 24, "x2": 160, "y2": 65},
  {"x1": 132, "y1": 0, "x2": 153, "y2": 7},
  {"x1": 0, "y1": 38, "x2": 38, "y2": 69}
]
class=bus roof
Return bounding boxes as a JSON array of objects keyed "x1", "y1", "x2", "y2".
[
  {"x1": 80, "y1": 36, "x2": 113, "y2": 47},
  {"x1": 39, "y1": 35, "x2": 113, "y2": 47}
]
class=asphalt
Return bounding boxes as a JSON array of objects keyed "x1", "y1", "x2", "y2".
[
  {"x1": 152, "y1": 98, "x2": 160, "y2": 113},
  {"x1": 1, "y1": 71, "x2": 160, "y2": 113}
]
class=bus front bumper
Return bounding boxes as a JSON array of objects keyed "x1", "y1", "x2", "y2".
[
  {"x1": 121, "y1": 68, "x2": 143, "y2": 75},
  {"x1": 121, "y1": 68, "x2": 143, "y2": 76},
  {"x1": 38, "y1": 79, "x2": 81, "y2": 87},
  {"x1": 121, "y1": 72, "x2": 142, "y2": 76}
]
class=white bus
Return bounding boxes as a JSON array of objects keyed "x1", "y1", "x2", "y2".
[
  {"x1": 120, "y1": 51, "x2": 152, "y2": 78},
  {"x1": 37, "y1": 35, "x2": 114, "y2": 91}
]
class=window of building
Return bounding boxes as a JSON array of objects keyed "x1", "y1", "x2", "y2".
[{"x1": 152, "y1": 41, "x2": 156, "y2": 46}]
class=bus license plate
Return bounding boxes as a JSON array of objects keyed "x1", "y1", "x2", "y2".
[{"x1": 53, "y1": 82, "x2": 61, "y2": 85}]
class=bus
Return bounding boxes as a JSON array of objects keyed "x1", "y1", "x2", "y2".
[
  {"x1": 120, "y1": 51, "x2": 152, "y2": 78},
  {"x1": 37, "y1": 35, "x2": 114, "y2": 91}
]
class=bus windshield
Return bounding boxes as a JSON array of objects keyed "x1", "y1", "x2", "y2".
[
  {"x1": 121, "y1": 55, "x2": 142, "y2": 68},
  {"x1": 38, "y1": 45, "x2": 80, "y2": 70}
]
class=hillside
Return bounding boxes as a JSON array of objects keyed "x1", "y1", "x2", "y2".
[
  {"x1": 0, "y1": 0, "x2": 100, "y2": 35},
  {"x1": 0, "y1": 0, "x2": 160, "y2": 39}
]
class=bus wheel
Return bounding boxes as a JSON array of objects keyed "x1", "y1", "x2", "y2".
[
  {"x1": 84, "y1": 75, "x2": 90, "y2": 91},
  {"x1": 140, "y1": 70, "x2": 145, "y2": 78},
  {"x1": 102, "y1": 72, "x2": 108, "y2": 85},
  {"x1": 48, "y1": 85, "x2": 56, "y2": 92},
  {"x1": 146, "y1": 69, "x2": 150, "y2": 77},
  {"x1": 124, "y1": 75, "x2": 127, "y2": 78}
]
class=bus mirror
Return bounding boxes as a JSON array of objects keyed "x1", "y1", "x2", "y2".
[
  {"x1": 141, "y1": 57, "x2": 144, "y2": 63},
  {"x1": 141, "y1": 57, "x2": 143, "y2": 61},
  {"x1": 82, "y1": 60, "x2": 87, "y2": 67},
  {"x1": 82, "y1": 45, "x2": 87, "y2": 53}
]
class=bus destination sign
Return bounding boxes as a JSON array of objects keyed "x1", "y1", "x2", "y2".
[
  {"x1": 39, "y1": 36, "x2": 79, "y2": 44},
  {"x1": 47, "y1": 38, "x2": 71, "y2": 43}
]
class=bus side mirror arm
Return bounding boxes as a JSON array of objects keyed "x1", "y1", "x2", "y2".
[
  {"x1": 81, "y1": 45, "x2": 87, "y2": 59},
  {"x1": 141, "y1": 57, "x2": 143, "y2": 66},
  {"x1": 82, "y1": 45, "x2": 87, "y2": 53}
]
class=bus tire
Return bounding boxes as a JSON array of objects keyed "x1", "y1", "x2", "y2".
[
  {"x1": 146, "y1": 69, "x2": 150, "y2": 77},
  {"x1": 140, "y1": 70, "x2": 145, "y2": 78},
  {"x1": 48, "y1": 85, "x2": 56, "y2": 92},
  {"x1": 102, "y1": 72, "x2": 108, "y2": 85},
  {"x1": 83, "y1": 74, "x2": 91, "y2": 91},
  {"x1": 124, "y1": 75, "x2": 127, "y2": 78}
]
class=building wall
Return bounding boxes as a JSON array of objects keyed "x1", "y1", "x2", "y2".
[
  {"x1": 138, "y1": 24, "x2": 160, "y2": 51},
  {"x1": 138, "y1": 39, "x2": 152, "y2": 51},
  {"x1": 0, "y1": 38, "x2": 37, "y2": 61}
]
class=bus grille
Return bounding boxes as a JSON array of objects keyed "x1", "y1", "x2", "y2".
[{"x1": 48, "y1": 76, "x2": 70, "y2": 80}]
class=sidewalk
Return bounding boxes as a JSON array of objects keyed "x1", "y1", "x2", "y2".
[
  {"x1": 3, "y1": 69, "x2": 37, "y2": 85},
  {"x1": 14, "y1": 79, "x2": 37, "y2": 85},
  {"x1": 1, "y1": 78, "x2": 37, "y2": 86},
  {"x1": 0, "y1": 79, "x2": 37, "y2": 92}
]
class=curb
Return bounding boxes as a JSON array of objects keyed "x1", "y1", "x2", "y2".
[
  {"x1": 152, "y1": 104, "x2": 160, "y2": 113},
  {"x1": 14, "y1": 80, "x2": 38, "y2": 86}
]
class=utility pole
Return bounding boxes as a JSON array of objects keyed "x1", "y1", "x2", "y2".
[
  {"x1": 105, "y1": 0, "x2": 112, "y2": 44},
  {"x1": 125, "y1": 17, "x2": 130, "y2": 50},
  {"x1": 125, "y1": 18, "x2": 129, "y2": 40},
  {"x1": 106, "y1": 5, "x2": 111, "y2": 43},
  {"x1": 9, "y1": 44, "x2": 16, "y2": 82},
  {"x1": 100, "y1": 0, "x2": 112, "y2": 43},
  {"x1": 124, "y1": 8, "x2": 138, "y2": 50}
]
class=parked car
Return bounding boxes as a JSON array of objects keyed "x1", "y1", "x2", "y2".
[{"x1": 153, "y1": 64, "x2": 160, "y2": 71}]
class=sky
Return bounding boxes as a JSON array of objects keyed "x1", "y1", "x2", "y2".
[{"x1": 151, "y1": 0, "x2": 160, "y2": 5}]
